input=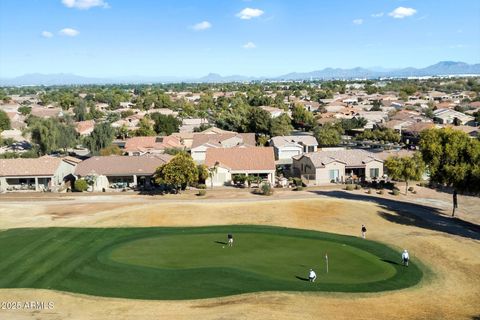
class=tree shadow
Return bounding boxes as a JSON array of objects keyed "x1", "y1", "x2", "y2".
[
  {"x1": 380, "y1": 259, "x2": 400, "y2": 266},
  {"x1": 214, "y1": 241, "x2": 228, "y2": 245},
  {"x1": 295, "y1": 276, "x2": 310, "y2": 282},
  {"x1": 309, "y1": 190, "x2": 480, "y2": 241}
]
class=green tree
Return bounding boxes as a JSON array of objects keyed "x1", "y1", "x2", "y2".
[
  {"x1": 154, "y1": 153, "x2": 198, "y2": 191},
  {"x1": 384, "y1": 153, "x2": 425, "y2": 194},
  {"x1": 29, "y1": 118, "x2": 77, "y2": 154},
  {"x1": 248, "y1": 107, "x2": 271, "y2": 135},
  {"x1": 99, "y1": 144, "x2": 123, "y2": 156},
  {"x1": 270, "y1": 114, "x2": 293, "y2": 137},
  {"x1": 291, "y1": 103, "x2": 315, "y2": 130},
  {"x1": 135, "y1": 118, "x2": 156, "y2": 136},
  {"x1": 419, "y1": 128, "x2": 480, "y2": 198},
  {"x1": 18, "y1": 106, "x2": 32, "y2": 116},
  {"x1": 150, "y1": 113, "x2": 181, "y2": 135},
  {"x1": 313, "y1": 123, "x2": 341, "y2": 147},
  {"x1": 74, "y1": 179, "x2": 89, "y2": 192},
  {"x1": 86, "y1": 122, "x2": 115, "y2": 155},
  {"x1": 338, "y1": 117, "x2": 367, "y2": 131},
  {"x1": 0, "y1": 110, "x2": 11, "y2": 131},
  {"x1": 197, "y1": 164, "x2": 209, "y2": 183}
]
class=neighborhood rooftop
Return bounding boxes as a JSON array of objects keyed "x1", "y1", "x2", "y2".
[
  {"x1": 205, "y1": 147, "x2": 275, "y2": 171},
  {"x1": 75, "y1": 155, "x2": 172, "y2": 176}
]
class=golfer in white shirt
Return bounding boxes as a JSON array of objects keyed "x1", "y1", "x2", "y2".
[
  {"x1": 402, "y1": 249, "x2": 410, "y2": 267},
  {"x1": 308, "y1": 269, "x2": 317, "y2": 282}
]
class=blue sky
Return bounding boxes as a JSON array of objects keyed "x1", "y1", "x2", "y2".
[{"x1": 0, "y1": 0, "x2": 479, "y2": 78}]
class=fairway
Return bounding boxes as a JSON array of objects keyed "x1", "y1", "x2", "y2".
[{"x1": 0, "y1": 226, "x2": 422, "y2": 300}]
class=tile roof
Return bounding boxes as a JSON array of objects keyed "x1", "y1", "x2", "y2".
[
  {"x1": 191, "y1": 133, "x2": 256, "y2": 149},
  {"x1": 124, "y1": 136, "x2": 182, "y2": 153},
  {"x1": 205, "y1": 147, "x2": 275, "y2": 171},
  {"x1": 295, "y1": 149, "x2": 383, "y2": 168},
  {"x1": 75, "y1": 155, "x2": 172, "y2": 176},
  {"x1": 0, "y1": 156, "x2": 63, "y2": 177},
  {"x1": 270, "y1": 135, "x2": 318, "y2": 147},
  {"x1": 75, "y1": 120, "x2": 95, "y2": 135}
]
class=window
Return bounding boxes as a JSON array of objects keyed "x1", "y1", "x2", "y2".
[
  {"x1": 329, "y1": 170, "x2": 339, "y2": 181},
  {"x1": 370, "y1": 168, "x2": 380, "y2": 178}
]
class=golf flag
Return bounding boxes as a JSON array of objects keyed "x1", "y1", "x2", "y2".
[{"x1": 325, "y1": 253, "x2": 329, "y2": 273}]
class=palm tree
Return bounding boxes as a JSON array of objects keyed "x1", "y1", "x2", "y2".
[{"x1": 208, "y1": 162, "x2": 219, "y2": 189}]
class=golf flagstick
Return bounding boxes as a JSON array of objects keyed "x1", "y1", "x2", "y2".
[{"x1": 325, "y1": 253, "x2": 329, "y2": 273}]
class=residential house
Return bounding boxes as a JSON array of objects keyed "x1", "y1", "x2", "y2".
[
  {"x1": 205, "y1": 147, "x2": 276, "y2": 187},
  {"x1": 75, "y1": 120, "x2": 95, "y2": 136},
  {"x1": 0, "y1": 156, "x2": 78, "y2": 192},
  {"x1": 260, "y1": 106, "x2": 285, "y2": 118},
  {"x1": 433, "y1": 109, "x2": 475, "y2": 125},
  {"x1": 75, "y1": 155, "x2": 172, "y2": 190},
  {"x1": 191, "y1": 132, "x2": 256, "y2": 163},
  {"x1": 180, "y1": 118, "x2": 209, "y2": 133},
  {"x1": 292, "y1": 149, "x2": 384, "y2": 185},
  {"x1": 124, "y1": 136, "x2": 183, "y2": 156},
  {"x1": 269, "y1": 135, "x2": 318, "y2": 165}
]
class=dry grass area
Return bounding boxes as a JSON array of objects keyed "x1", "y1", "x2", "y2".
[{"x1": 0, "y1": 189, "x2": 479, "y2": 320}]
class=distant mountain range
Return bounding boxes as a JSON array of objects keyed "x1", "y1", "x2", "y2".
[{"x1": 1, "y1": 61, "x2": 479, "y2": 86}]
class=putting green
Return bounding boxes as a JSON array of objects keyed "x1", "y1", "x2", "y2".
[
  {"x1": 0, "y1": 226, "x2": 423, "y2": 300},
  {"x1": 109, "y1": 233, "x2": 396, "y2": 284}
]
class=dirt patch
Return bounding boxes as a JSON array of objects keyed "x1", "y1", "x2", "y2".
[{"x1": 0, "y1": 192, "x2": 479, "y2": 320}]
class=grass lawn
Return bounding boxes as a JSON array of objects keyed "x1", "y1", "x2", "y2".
[{"x1": 0, "y1": 226, "x2": 423, "y2": 300}]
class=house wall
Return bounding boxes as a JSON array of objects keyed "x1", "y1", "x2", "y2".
[
  {"x1": 206, "y1": 168, "x2": 275, "y2": 187},
  {"x1": 53, "y1": 160, "x2": 77, "y2": 187},
  {"x1": 276, "y1": 145, "x2": 303, "y2": 161},
  {"x1": 314, "y1": 162, "x2": 346, "y2": 185},
  {"x1": 364, "y1": 160, "x2": 384, "y2": 179},
  {"x1": 0, "y1": 176, "x2": 52, "y2": 191},
  {"x1": 191, "y1": 145, "x2": 209, "y2": 163},
  {"x1": 206, "y1": 167, "x2": 232, "y2": 187}
]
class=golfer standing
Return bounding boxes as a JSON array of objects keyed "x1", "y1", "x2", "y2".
[
  {"x1": 452, "y1": 190, "x2": 458, "y2": 217},
  {"x1": 402, "y1": 249, "x2": 410, "y2": 267},
  {"x1": 308, "y1": 269, "x2": 317, "y2": 282},
  {"x1": 361, "y1": 224, "x2": 367, "y2": 239},
  {"x1": 227, "y1": 233, "x2": 233, "y2": 247}
]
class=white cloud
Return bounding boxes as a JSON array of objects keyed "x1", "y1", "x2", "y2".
[
  {"x1": 192, "y1": 21, "x2": 212, "y2": 31},
  {"x1": 388, "y1": 7, "x2": 417, "y2": 19},
  {"x1": 371, "y1": 12, "x2": 384, "y2": 18},
  {"x1": 41, "y1": 31, "x2": 53, "y2": 38},
  {"x1": 242, "y1": 42, "x2": 256, "y2": 49},
  {"x1": 236, "y1": 8, "x2": 264, "y2": 20},
  {"x1": 353, "y1": 19, "x2": 363, "y2": 25},
  {"x1": 61, "y1": 0, "x2": 109, "y2": 10},
  {"x1": 59, "y1": 28, "x2": 80, "y2": 37}
]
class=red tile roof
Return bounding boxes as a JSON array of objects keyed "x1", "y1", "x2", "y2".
[
  {"x1": 124, "y1": 136, "x2": 182, "y2": 153},
  {"x1": 205, "y1": 147, "x2": 275, "y2": 171},
  {"x1": 75, "y1": 155, "x2": 172, "y2": 176},
  {"x1": 0, "y1": 156, "x2": 63, "y2": 177}
]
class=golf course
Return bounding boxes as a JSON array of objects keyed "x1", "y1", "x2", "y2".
[{"x1": 0, "y1": 225, "x2": 422, "y2": 300}]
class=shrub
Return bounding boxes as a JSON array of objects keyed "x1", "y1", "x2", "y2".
[
  {"x1": 392, "y1": 189, "x2": 400, "y2": 196},
  {"x1": 292, "y1": 178, "x2": 303, "y2": 187},
  {"x1": 355, "y1": 184, "x2": 361, "y2": 190},
  {"x1": 345, "y1": 184, "x2": 355, "y2": 191},
  {"x1": 197, "y1": 184, "x2": 207, "y2": 189},
  {"x1": 295, "y1": 186, "x2": 304, "y2": 191},
  {"x1": 197, "y1": 189, "x2": 206, "y2": 196},
  {"x1": 74, "y1": 179, "x2": 88, "y2": 192},
  {"x1": 378, "y1": 189, "x2": 384, "y2": 195},
  {"x1": 412, "y1": 190, "x2": 417, "y2": 194},
  {"x1": 366, "y1": 189, "x2": 372, "y2": 194},
  {"x1": 253, "y1": 184, "x2": 274, "y2": 196},
  {"x1": 408, "y1": 186, "x2": 414, "y2": 192}
]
